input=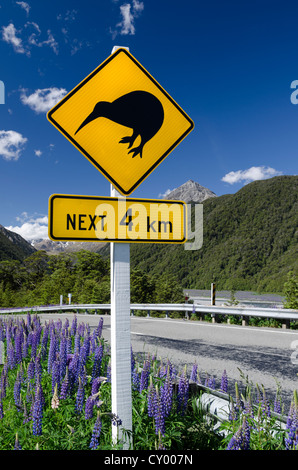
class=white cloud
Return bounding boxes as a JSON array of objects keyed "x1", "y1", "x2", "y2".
[
  {"x1": 111, "y1": 0, "x2": 144, "y2": 38},
  {"x1": 0, "y1": 130, "x2": 27, "y2": 161},
  {"x1": 16, "y1": 1, "x2": 31, "y2": 16},
  {"x1": 2, "y1": 21, "x2": 58, "y2": 56},
  {"x1": 57, "y1": 9, "x2": 77, "y2": 22},
  {"x1": 158, "y1": 188, "x2": 172, "y2": 198},
  {"x1": 221, "y1": 166, "x2": 283, "y2": 185},
  {"x1": 6, "y1": 214, "x2": 48, "y2": 241},
  {"x1": 34, "y1": 149, "x2": 42, "y2": 157},
  {"x1": 2, "y1": 23, "x2": 27, "y2": 55},
  {"x1": 118, "y1": 4, "x2": 135, "y2": 35},
  {"x1": 26, "y1": 23, "x2": 59, "y2": 54},
  {"x1": 20, "y1": 87, "x2": 67, "y2": 113}
]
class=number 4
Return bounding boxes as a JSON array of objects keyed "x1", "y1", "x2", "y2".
[{"x1": 120, "y1": 209, "x2": 133, "y2": 231}]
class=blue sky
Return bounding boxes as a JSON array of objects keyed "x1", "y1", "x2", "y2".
[{"x1": 0, "y1": 0, "x2": 297, "y2": 241}]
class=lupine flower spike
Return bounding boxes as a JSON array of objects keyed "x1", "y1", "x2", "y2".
[{"x1": 51, "y1": 383, "x2": 59, "y2": 410}]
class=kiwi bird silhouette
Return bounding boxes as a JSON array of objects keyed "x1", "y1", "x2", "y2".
[{"x1": 74, "y1": 90, "x2": 164, "y2": 158}]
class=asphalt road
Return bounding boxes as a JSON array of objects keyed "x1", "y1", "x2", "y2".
[{"x1": 37, "y1": 312, "x2": 298, "y2": 412}]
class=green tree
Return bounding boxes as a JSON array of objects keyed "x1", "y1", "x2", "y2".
[
  {"x1": 75, "y1": 250, "x2": 108, "y2": 281},
  {"x1": 130, "y1": 269, "x2": 155, "y2": 303},
  {"x1": 154, "y1": 274, "x2": 184, "y2": 303},
  {"x1": 23, "y1": 251, "x2": 49, "y2": 288},
  {"x1": 283, "y1": 271, "x2": 298, "y2": 309},
  {"x1": 0, "y1": 260, "x2": 26, "y2": 290}
]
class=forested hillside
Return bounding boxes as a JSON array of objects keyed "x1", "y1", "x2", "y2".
[
  {"x1": 0, "y1": 225, "x2": 36, "y2": 262},
  {"x1": 129, "y1": 176, "x2": 297, "y2": 293},
  {"x1": 0, "y1": 249, "x2": 184, "y2": 308},
  {"x1": 0, "y1": 176, "x2": 296, "y2": 307}
]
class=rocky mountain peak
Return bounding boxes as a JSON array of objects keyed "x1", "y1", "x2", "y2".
[{"x1": 164, "y1": 179, "x2": 217, "y2": 203}]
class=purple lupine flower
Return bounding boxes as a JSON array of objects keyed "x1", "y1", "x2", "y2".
[
  {"x1": 60, "y1": 367, "x2": 70, "y2": 400},
  {"x1": 227, "y1": 426, "x2": 242, "y2": 450},
  {"x1": 47, "y1": 331, "x2": 57, "y2": 373},
  {"x1": 190, "y1": 363, "x2": 198, "y2": 382},
  {"x1": 285, "y1": 392, "x2": 298, "y2": 449},
  {"x1": 261, "y1": 386, "x2": 271, "y2": 418},
  {"x1": 153, "y1": 385, "x2": 165, "y2": 436},
  {"x1": 91, "y1": 376, "x2": 101, "y2": 396},
  {"x1": 110, "y1": 413, "x2": 122, "y2": 426},
  {"x1": 241, "y1": 416, "x2": 251, "y2": 450},
  {"x1": 75, "y1": 377, "x2": 85, "y2": 414},
  {"x1": 244, "y1": 393, "x2": 254, "y2": 420},
  {"x1": 22, "y1": 332, "x2": 28, "y2": 359},
  {"x1": 40, "y1": 323, "x2": 49, "y2": 360},
  {"x1": 132, "y1": 367, "x2": 140, "y2": 391},
  {"x1": 34, "y1": 354, "x2": 42, "y2": 384},
  {"x1": 7, "y1": 340, "x2": 15, "y2": 370},
  {"x1": 139, "y1": 359, "x2": 150, "y2": 392},
  {"x1": 74, "y1": 333, "x2": 81, "y2": 355},
  {"x1": 68, "y1": 353, "x2": 79, "y2": 393},
  {"x1": 161, "y1": 367, "x2": 173, "y2": 418},
  {"x1": 51, "y1": 357, "x2": 60, "y2": 394},
  {"x1": 31, "y1": 326, "x2": 42, "y2": 360},
  {"x1": 220, "y1": 370, "x2": 228, "y2": 393},
  {"x1": 27, "y1": 360, "x2": 35, "y2": 383},
  {"x1": 95, "y1": 317, "x2": 104, "y2": 339},
  {"x1": 59, "y1": 335, "x2": 67, "y2": 382},
  {"x1": 32, "y1": 386, "x2": 43, "y2": 436},
  {"x1": 131, "y1": 346, "x2": 135, "y2": 373},
  {"x1": 106, "y1": 362, "x2": 111, "y2": 383},
  {"x1": 85, "y1": 395, "x2": 95, "y2": 419},
  {"x1": 90, "y1": 411, "x2": 102, "y2": 450},
  {"x1": 15, "y1": 330, "x2": 23, "y2": 364},
  {"x1": 70, "y1": 315, "x2": 77, "y2": 337},
  {"x1": 13, "y1": 373, "x2": 22, "y2": 411},
  {"x1": 227, "y1": 416, "x2": 250, "y2": 450},
  {"x1": 91, "y1": 344, "x2": 103, "y2": 381},
  {"x1": 177, "y1": 367, "x2": 189, "y2": 415},
  {"x1": 147, "y1": 378, "x2": 155, "y2": 418}
]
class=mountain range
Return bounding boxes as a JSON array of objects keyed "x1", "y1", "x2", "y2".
[{"x1": 0, "y1": 175, "x2": 297, "y2": 293}]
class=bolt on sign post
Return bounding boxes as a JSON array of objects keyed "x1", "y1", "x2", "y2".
[{"x1": 47, "y1": 46, "x2": 194, "y2": 449}]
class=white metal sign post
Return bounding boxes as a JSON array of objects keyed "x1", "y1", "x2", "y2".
[
  {"x1": 109, "y1": 46, "x2": 132, "y2": 449},
  {"x1": 110, "y1": 183, "x2": 132, "y2": 449}
]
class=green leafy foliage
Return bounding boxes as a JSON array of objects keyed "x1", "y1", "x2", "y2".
[{"x1": 0, "y1": 249, "x2": 184, "y2": 308}]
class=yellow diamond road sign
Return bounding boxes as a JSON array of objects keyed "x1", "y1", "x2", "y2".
[
  {"x1": 47, "y1": 48, "x2": 194, "y2": 195},
  {"x1": 48, "y1": 194, "x2": 187, "y2": 244}
]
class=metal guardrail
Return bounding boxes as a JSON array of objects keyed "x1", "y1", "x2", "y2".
[{"x1": 0, "y1": 303, "x2": 298, "y2": 328}]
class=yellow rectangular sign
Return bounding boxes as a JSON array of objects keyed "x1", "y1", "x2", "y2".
[{"x1": 48, "y1": 194, "x2": 187, "y2": 244}]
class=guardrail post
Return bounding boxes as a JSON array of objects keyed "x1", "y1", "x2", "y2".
[
  {"x1": 211, "y1": 313, "x2": 217, "y2": 323},
  {"x1": 282, "y1": 319, "x2": 290, "y2": 329},
  {"x1": 147, "y1": 310, "x2": 150, "y2": 317},
  {"x1": 241, "y1": 315, "x2": 249, "y2": 327}
]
